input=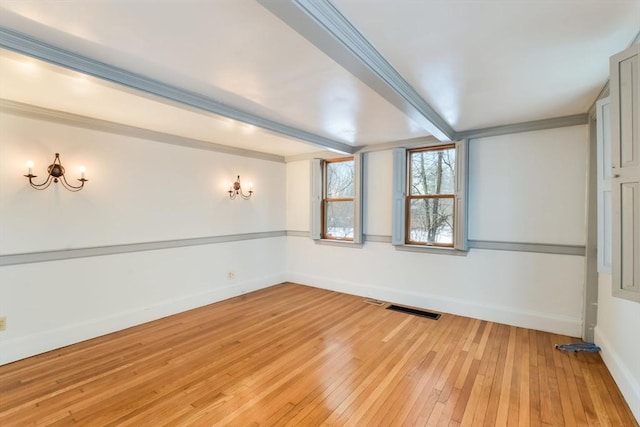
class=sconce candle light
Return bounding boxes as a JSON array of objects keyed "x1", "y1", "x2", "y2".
[
  {"x1": 228, "y1": 175, "x2": 253, "y2": 200},
  {"x1": 24, "y1": 153, "x2": 87, "y2": 192}
]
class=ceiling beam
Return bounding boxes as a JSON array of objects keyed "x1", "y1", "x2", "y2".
[
  {"x1": 0, "y1": 27, "x2": 354, "y2": 155},
  {"x1": 258, "y1": 0, "x2": 456, "y2": 142}
]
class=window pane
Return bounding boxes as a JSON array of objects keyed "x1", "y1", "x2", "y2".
[
  {"x1": 326, "y1": 160, "x2": 354, "y2": 198},
  {"x1": 409, "y1": 148, "x2": 455, "y2": 195},
  {"x1": 408, "y1": 198, "x2": 453, "y2": 245},
  {"x1": 325, "y1": 201, "x2": 354, "y2": 239}
]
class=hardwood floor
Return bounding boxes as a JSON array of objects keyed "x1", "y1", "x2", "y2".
[{"x1": 0, "y1": 283, "x2": 636, "y2": 426}]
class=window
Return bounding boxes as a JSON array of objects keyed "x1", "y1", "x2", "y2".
[
  {"x1": 310, "y1": 154, "x2": 363, "y2": 244},
  {"x1": 323, "y1": 157, "x2": 355, "y2": 240},
  {"x1": 392, "y1": 141, "x2": 467, "y2": 252},
  {"x1": 407, "y1": 144, "x2": 456, "y2": 246}
]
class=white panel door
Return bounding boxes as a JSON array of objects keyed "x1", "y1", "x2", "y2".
[{"x1": 610, "y1": 44, "x2": 640, "y2": 302}]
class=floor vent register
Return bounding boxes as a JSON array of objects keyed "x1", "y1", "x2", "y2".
[{"x1": 386, "y1": 304, "x2": 441, "y2": 320}]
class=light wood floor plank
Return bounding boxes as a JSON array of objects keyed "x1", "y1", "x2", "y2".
[{"x1": 0, "y1": 283, "x2": 636, "y2": 426}]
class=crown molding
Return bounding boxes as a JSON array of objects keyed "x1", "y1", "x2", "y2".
[
  {"x1": 347, "y1": 114, "x2": 589, "y2": 156},
  {"x1": 353, "y1": 135, "x2": 441, "y2": 154},
  {"x1": 258, "y1": 0, "x2": 455, "y2": 142},
  {"x1": 284, "y1": 112, "x2": 591, "y2": 161},
  {"x1": 588, "y1": 30, "x2": 639, "y2": 119},
  {"x1": 0, "y1": 99, "x2": 286, "y2": 163},
  {"x1": 631, "y1": 28, "x2": 640, "y2": 47},
  {"x1": 284, "y1": 151, "x2": 347, "y2": 163},
  {"x1": 0, "y1": 27, "x2": 354, "y2": 155},
  {"x1": 284, "y1": 135, "x2": 443, "y2": 161},
  {"x1": 588, "y1": 81, "x2": 610, "y2": 119},
  {"x1": 455, "y1": 113, "x2": 588, "y2": 141}
]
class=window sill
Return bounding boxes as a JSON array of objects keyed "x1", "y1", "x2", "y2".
[
  {"x1": 393, "y1": 244, "x2": 468, "y2": 256},
  {"x1": 314, "y1": 239, "x2": 363, "y2": 248}
]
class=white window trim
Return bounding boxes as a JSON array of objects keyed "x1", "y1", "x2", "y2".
[
  {"x1": 392, "y1": 140, "x2": 468, "y2": 253},
  {"x1": 310, "y1": 153, "x2": 364, "y2": 245},
  {"x1": 596, "y1": 97, "x2": 612, "y2": 274}
]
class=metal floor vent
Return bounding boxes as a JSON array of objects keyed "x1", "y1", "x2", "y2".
[
  {"x1": 364, "y1": 298, "x2": 385, "y2": 306},
  {"x1": 386, "y1": 304, "x2": 441, "y2": 320}
]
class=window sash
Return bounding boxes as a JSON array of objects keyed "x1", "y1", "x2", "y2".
[
  {"x1": 405, "y1": 194, "x2": 455, "y2": 247},
  {"x1": 322, "y1": 157, "x2": 355, "y2": 241},
  {"x1": 408, "y1": 143, "x2": 456, "y2": 197},
  {"x1": 323, "y1": 199, "x2": 355, "y2": 240}
]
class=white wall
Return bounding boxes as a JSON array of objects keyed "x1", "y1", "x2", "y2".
[
  {"x1": 1, "y1": 114, "x2": 285, "y2": 253},
  {"x1": 285, "y1": 160, "x2": 311, "y2": 233},
  {"x1": 0, "y1": 111, "x2": 287, "y2": 364},
  {"x1": 469, "y1": 126, "x2": 588, "y2": 245},
  {"x1": 595, "y1": 274, "x2": 640, "y2": 421},
  {"x1": 0, "y1": 116, "x2": 591, "y2": 364},
  {"x1": 286, "y1": 126, "x2": 588, "y2": 336}
]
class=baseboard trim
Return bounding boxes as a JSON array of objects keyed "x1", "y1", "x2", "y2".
[
  {"x1": 288, "y1": 273, "x2": 582, "y2": 337},
  {"x1": 594, "y1": 326, "x2": 640, "y2": 422},
  {"x1": 0, "y1": 275, "x2": 284, "y2": 365}
]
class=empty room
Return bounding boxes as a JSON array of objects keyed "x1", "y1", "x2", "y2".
[{"x1": 0, "y1": 0, "x2": 639, "y2": 425}]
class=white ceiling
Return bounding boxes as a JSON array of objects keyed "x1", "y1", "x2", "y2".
[{"x1": 0, "y1": 0, "x2": 638, "y2": 158}]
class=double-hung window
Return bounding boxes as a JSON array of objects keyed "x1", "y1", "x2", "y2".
[
  {"x1": 392, "y1": 141, "x2": 468, "y2": 252},
  {"x1": 310, "y1": 154, "x2": 363, "y2": 244},
  {"x1": 323, "y1": 157, "x2": 355, "y2": 240},
  {"x1": 407, "y1": 144, "x2": 456, "y2": 246}
]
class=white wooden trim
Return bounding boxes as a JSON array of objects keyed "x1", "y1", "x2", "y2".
[
  {"x1": 0, "y1": 231, "x2": 286, "y2": 266},
  {"x1": 596, "y1": 98, "x2": 612, "y2": 273},
  {"x1": 610, "y1": 44, "x2": 640, "y2": 302},
  {"x1": 1, "y1": 99, "x2": 285, "y2": 162}
]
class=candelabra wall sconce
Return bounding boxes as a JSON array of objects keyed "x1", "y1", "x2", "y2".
[
  {"x1": 228, "y1": 175, "x2": 253, "y2": 200},
  {"x1": 24, "y1": 153, "x2": 87, "y2": 192}
]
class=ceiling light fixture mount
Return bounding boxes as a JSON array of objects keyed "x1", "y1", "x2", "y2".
[
  {"x1": 228, "y1": 175, "x2": 253, "y2": 200},
  {"x1": 24, "y1": 153, "x2": 87, "y2": 192}
]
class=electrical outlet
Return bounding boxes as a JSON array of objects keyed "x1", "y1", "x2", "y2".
[
  {"x1": 0, "y1": 316, "x2": 6, "y2": 331},
  {"x1": 227, "y1": 271, "x2": 236, "y2": 280}
]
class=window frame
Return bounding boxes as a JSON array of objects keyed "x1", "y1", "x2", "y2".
[
  {"x1": 310, "y1": 154, "x2": 363, "y2": 245},
  {"x1": 322, "y1": 157, "x2": 355, "y2": 241},
  {"x1": 392, "y1": 140, "x2": 468, "y2": 254},
  {"x1": 405, "y1": 144, "x2": 457, "y2": 247}
]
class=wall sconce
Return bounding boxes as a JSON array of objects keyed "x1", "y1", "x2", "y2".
[
  {"x1": 228, "y1": 175, "x2": 253, "y2": 200},
  {"x1": 24, "y1": 153, "x2": 87, "y2": 192}
]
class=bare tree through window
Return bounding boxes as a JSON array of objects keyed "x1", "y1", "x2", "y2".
[
  {"x1": 323, "y1": 158, "x2": 354, "y2": 239},
  {"x1": 407, "y1": 145, "x2": 456, "y2": 246}
]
